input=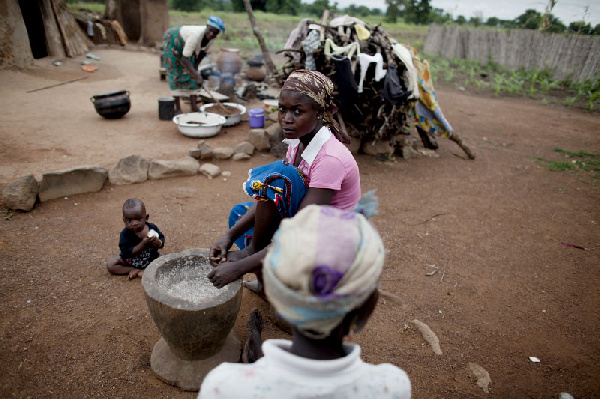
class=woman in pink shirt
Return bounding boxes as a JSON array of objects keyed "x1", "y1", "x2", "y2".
[{"x1": 209, "y1": 70, "x2": 361, "y2": 295}]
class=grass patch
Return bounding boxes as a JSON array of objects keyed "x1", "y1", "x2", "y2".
[
  {"x1": 536, "y1": 148, "x2": 600, "y2": 181},
  {"x1": 425, "y1": 53, "x2": 600, "y2": 112}
]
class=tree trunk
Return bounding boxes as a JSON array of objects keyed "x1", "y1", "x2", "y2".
[{"x1": 242, "y1": 0, "x2": 282, "y2": 86}]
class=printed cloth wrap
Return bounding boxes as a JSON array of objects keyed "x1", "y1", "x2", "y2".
[
  {"x1": 243, "y1": 160, "x2": 309, "y2": 219},
  {"x1": 282, "y1": 70, "x2": 350, "y2": 144},
  {"x1": 230, "y1": 160, "x2": 308, "y2": 250},
  {"x1": 162, "y1": 26, "x2": 200, "y2": 92},
  {"x1": 406, "y1": 47, "x2": 453, "y2": 138},
  {"x1": 264, "y1": 204, "x2": 385, "y2": 339}
]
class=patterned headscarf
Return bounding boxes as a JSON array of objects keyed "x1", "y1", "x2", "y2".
[
  {"x1": 207, "y1": 16, "x2": 225, "y2": 32},
  {"x1": 263, "y1": 203, "x2": 384, "y2": 339},
  {"x1": 282, "y1": 70, "x2": 351, "y2": 144}
]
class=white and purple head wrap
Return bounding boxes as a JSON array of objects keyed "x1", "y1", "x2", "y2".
[{"x1": 263, "y1": 201, "x2": 384, "y2": 339}]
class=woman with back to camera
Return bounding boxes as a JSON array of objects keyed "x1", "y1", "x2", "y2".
[
  {"x1": 200, "y1": 204, "x2": 412, "y2": 398},
  {"x1": 208, "y1": 70, "x2": 361, "y2": 295},
  {"x1": 162, "y1": 16, "x2": 225, "y2": 115}
]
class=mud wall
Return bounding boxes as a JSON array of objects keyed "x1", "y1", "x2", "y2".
[
  {"x1": 424, "y1": 24, "x2": 600, "y2": 83},
  {"x1": 0, "y1": 0, "x2": 34, "y2": 68}
]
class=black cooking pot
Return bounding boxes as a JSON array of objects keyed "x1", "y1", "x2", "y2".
[{"x1": 90, "y1": 90, "x2": 131, "y2": 119}]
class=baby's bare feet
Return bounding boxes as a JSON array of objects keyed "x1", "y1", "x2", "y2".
[{"x1": 128, "y1": 269, "x2": 143, "y2": 280}]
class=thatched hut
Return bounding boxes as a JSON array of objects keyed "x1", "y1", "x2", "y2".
[{"x1": 1, "y1": 0, "x2": 92, "y2": 68}]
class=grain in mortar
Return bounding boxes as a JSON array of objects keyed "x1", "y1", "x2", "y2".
[{"x1": 160, "y1": 256, "x2": 222, "y2": 303}]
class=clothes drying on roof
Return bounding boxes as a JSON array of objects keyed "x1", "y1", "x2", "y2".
[
  {"x1": 409, "y1": 101, "x2": 453, "y2": 138},
  {"x1": 303, "y1": 29, "x2": 321, "y2": 71},
  {"x1": 391, "y1": 43, "x2": 419, "y2": 100},
  {"x1": 357, "y1": 52, "x2": 387, "y2": 93}
]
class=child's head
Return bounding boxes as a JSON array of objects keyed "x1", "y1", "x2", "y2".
[
  {"x1": 263, "y1": 204, "x2": 385, "y2": 339},
  {"x1": 122, "y1": 198, "x2": 148, "y2": 232}
]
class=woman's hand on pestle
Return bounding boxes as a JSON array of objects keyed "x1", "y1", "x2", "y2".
[
  {"x1": 208, "y1": 262, "x2": 241, "y2": 288},
  {"x1": 209, "y1": 236, "x2": 232, "y2": 266}
]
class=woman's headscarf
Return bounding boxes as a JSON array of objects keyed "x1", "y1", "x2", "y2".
[
  {"x1": 207, "y1": 16, "x2": 225, "y2": 32},
  {"x1": 263, "y1": 202, "x2": 384, "y2": 339},
  {"x1": 282, "y1": 70, "x2": 351, "y2": 144}
]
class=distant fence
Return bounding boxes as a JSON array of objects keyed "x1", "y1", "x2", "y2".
[{"x1": 423, "y1": 24, "x2": 600, "y2": 83}]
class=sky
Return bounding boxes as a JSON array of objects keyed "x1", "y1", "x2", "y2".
[{"x1": 319, "y1": 0, "x2": 599, "y2": 26}]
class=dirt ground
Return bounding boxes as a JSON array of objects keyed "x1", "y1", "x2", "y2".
[{"x1": 1, "y1": 46, "x2": 599, "y2": 398}]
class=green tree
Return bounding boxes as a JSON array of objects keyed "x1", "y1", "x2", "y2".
[
  {"x1": 385, "y1": 0, "x2": 406, "y2": 23},
  {"x1": 345, "y1": 4, "x2": 371, "y2": 17},
  {"x1": 405, "y1": 0, "x2": 431, "y2": 25},
  {"x1": 231, "y1": 0, "x2": 268, "y2": 12},
  {"x1": 544, "y1": 15, "x2": 565, "y2": 33},
  {"x1": 304, "y1": 0, "x2": 338, "y2": 16},
  {"x1": 429, "y1": 7, "x2": 451, "y2": 24},
  {"x1": 266, "y1": 0, "x2": 302, "y2": 14},
  {"x1": 172, "y1": 0, "x2": 201, "y2": 11},
  {"x1": 485, "y1": 16, "x2": 500, "y2": 27},
  {"x1": 515, "y1": 9, "x2": 542, "y2": 29},
  {"x1": 568, "y1": 21, "x2": 592, "y2": 34},
  {"x1": 593, "y1": 23, "x2": 600, "y2": 35},
  {"x1": 469, "y1": 16, "x2": 482, "y2": 26},
  {"x1": 455, "y1": 15, "x2": 466, "y2": 25}
]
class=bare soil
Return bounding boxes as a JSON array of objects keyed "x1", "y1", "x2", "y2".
[{"x1": 1, "y1": 47, "x2": 599, "y2": 398}]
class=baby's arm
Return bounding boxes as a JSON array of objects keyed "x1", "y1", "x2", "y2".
[
  {"x1": 130, "y1": 236, "x2": 151, "y2": 255},
  {"x1": 148, "y1": 225, "x2": 165, "y2": 248}
]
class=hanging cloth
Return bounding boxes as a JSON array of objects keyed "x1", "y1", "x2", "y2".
[
  {"x1": 382, "y1": 66, "x2": 412, "y2": 105},
  {"x1": 332, "y1": 55, "x2": 358, "y2": 117},
  {"x1": 354, "y1": 24, "x2": 370, "y2": 41},
  {"x1": 302, "y1": 30, "x2": 321, "y2": 71},
  {"x1": 357, "y1": 53, "x2": 387, "y2": 93},
  {"x1": 324, "y1": 39, "x2": 360, "y2": 59},
  {"x1": 391, "y1": 43, "x2": 419, "y2": 100}
]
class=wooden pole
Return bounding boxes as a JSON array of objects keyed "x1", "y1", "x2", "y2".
[
  {"x1": 50, "y1": 0, "x2": 92, "y2": 57},
  {"x1": 449, "y1": 132, "x2": 475, "y2": 160},
  {"x1": 39, "y1": 0, "x2": 66, "y2": 59},
  {"x1": 242, "y1": 0, "x2": 282, "y2": 86}
]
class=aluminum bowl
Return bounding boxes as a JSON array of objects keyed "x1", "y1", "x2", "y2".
[
  {"x1": 199, "y1": 102, "x2": 246, "y2": 127},
  {"x1": 173, "y1": 112, "x2": 226, "y2": 138}
]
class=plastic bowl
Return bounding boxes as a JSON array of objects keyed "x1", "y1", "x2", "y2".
[
  {"x1": 173, "y1": 112, "x2": 226, "y2": 138},
  {"x1": 199, "y1": 102, "x2": 246, "y2": 127}
]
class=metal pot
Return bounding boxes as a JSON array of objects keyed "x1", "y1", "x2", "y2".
[{"x1": 90, "y1": 90, "x2": 131, "y2": 119}]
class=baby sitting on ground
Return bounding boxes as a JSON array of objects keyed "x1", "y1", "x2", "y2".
[{"x1": 106, "y1": 198, "x2": 165, "y2": 280}]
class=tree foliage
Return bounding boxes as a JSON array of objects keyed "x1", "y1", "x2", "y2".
[
  {"x1": 404, "y1": 0, "x2": 431, "y2": 25},
  {"x1": 568, "y1": 21, "x2": 592, "y2": 35},
  {"x1": 265, "y1": 0, "x2": 302, "y2": 15},
  {"x1": 171, "y1": 0, "x2": 201, "y2": 11},
  {"x1": 485, "y1": 17, "x2": 500, "y2": 27},
  {"x1": 304, "y1": 0, "x2": 338, "y2": 17},
  {"x1": 384, "y1": 0, "x2": 405, "y2": 23},
  {"x1": 515, "y1": 8, "x2": 542, "y2": 29}
]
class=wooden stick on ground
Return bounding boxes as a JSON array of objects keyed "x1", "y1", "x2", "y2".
[
  {"x1": 448, "y1": 132, "x2": 475, "y2": 160},
  {"x1": 27, "y1": 77, "x2": 88, "y2": 93}
]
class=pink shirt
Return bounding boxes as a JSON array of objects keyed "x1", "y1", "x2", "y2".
[{"x1": 284, "y1": 127, "x2": 361, "y2": 210}]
